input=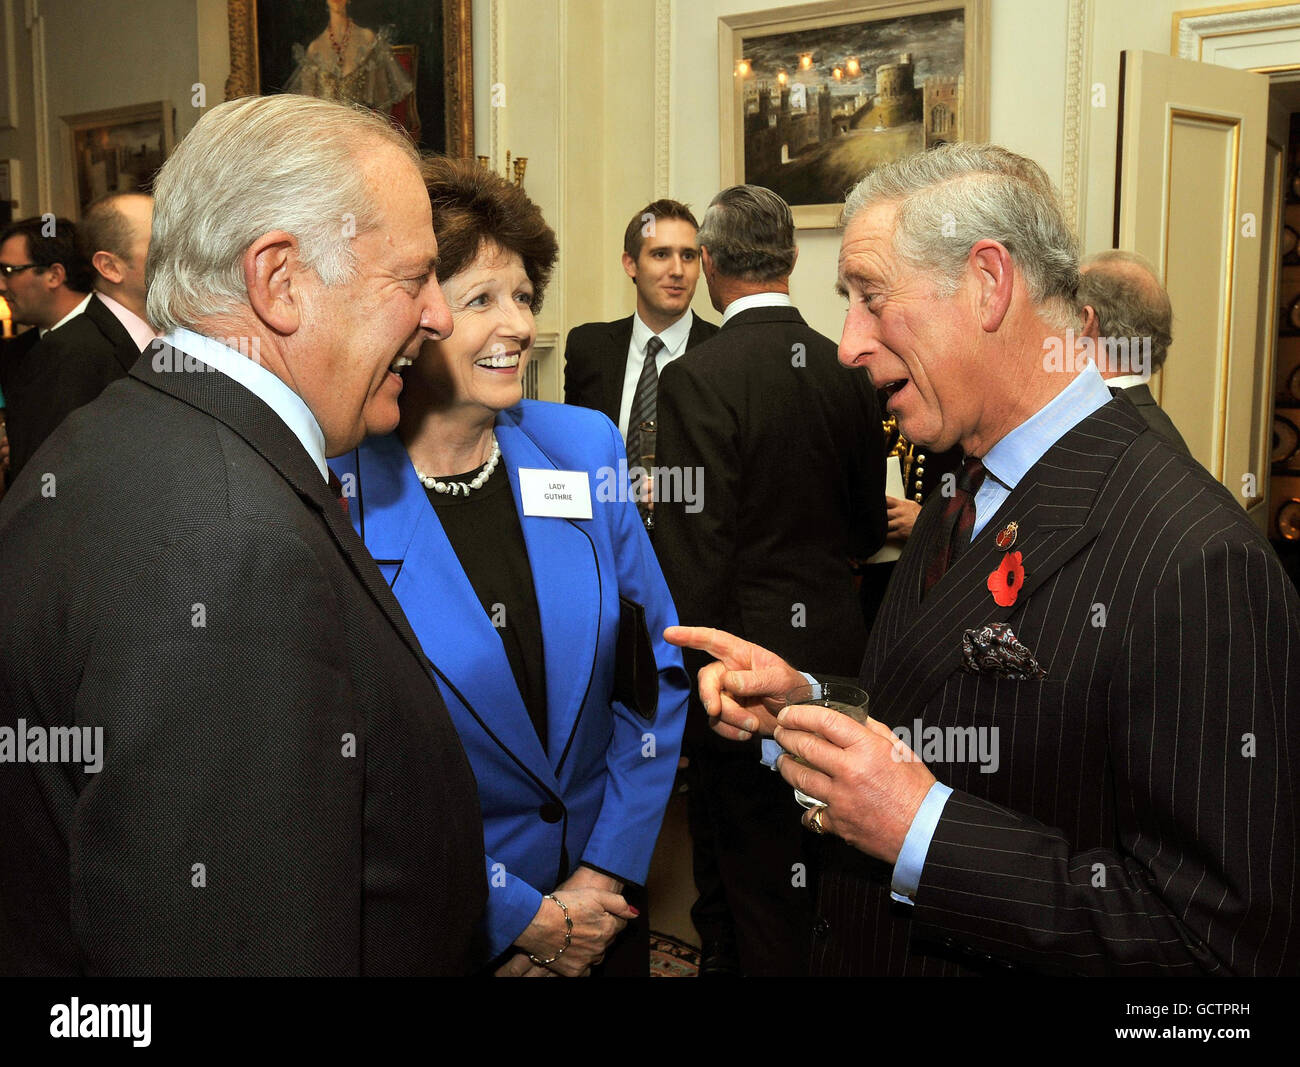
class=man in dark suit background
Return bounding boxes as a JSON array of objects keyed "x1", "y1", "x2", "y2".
[
  {"x1": 0, "y1": 94, "x2": 486, "y2": 975},
  {"x1": 4, "y1": 194, "x2": 160, "y2": 485},
  {"x1": 655, "y1": 184, "x2": 886, "y2": 976},
  {"x1": 668, "y1": 143, "x2": 1299, "y2": 976},
  {"x1": 0, "y1": 215, "x2": 97, "y2": 480},
  {"x1": 1078, "y1": 248, "x2": 1191, "y2": 454},
  {"x1": 563, "y1": 199, "x2": 717, "y2": 459}
]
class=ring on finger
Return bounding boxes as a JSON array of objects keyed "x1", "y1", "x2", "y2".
[{"x1": 808, "y1": 804, "x2": 828, "y2": 835}]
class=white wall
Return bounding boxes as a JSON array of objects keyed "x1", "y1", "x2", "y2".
[
  {"x1": 1, "y1": 0, "x2": 1255, "y2": 333},
  {"x1": 0, "y1": 0, "x2": 203, "y2": 220}
]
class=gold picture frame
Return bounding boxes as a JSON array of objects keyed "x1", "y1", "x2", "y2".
[
  {"x1": 719, "y1": 0, "x2": 989, "y2": 229},
  {"x1": 63, "y1": 100, "x2": 176, "y2": 220},
  {"x1": 224, "y1": 0, "x2": 474, "y2": 159}
]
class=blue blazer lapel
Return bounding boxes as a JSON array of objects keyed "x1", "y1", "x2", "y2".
[
  {"x1": 356, "y1": 432, "x2": 551, "y2": 775},
  {"x1": 495, "y1": 407, "x2": 602, "y2": 772}
]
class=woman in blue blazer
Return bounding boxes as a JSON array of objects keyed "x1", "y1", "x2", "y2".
[{"x1": 330, "y1": 158, "x2": 688, "y2": 976}]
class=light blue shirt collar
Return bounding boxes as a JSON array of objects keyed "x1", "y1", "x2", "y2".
[
  {"x1": 971, "y1": 361, "x2": 1113, "y2": 538},
  {"x1": 720, "y1": 291, "x2": 792, "y2": 326},
  {"x1": 631, "y1": 308, "x2": 693, "y2": 357},
  {"x1": 162, "y1": 327, "x2": 329, "y2": 482}
]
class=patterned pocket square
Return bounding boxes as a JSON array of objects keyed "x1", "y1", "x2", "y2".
[{"x1": 960, "y1": 623, "x2": 1046, "y2": 679}]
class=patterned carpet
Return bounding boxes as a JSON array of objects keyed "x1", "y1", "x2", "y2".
[{"x1": 650, "y1": 931, "x2": 700, "y2": 977}]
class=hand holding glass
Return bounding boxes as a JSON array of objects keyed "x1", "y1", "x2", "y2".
[{"x1": 780, "y1": 682, "x2": 870, "y2": 810}]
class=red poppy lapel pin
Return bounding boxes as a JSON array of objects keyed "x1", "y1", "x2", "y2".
[{"x1": 987, "y1": 550, "x2": 1025, "y2": 607}]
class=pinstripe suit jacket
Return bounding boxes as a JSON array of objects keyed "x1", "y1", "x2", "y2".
[{"x1": 815, "y1": 397, "x2": 1300, "y2": 976}]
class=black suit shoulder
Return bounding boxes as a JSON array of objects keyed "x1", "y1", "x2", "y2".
[
  {"x1": 0, "y1": 370, "x2": 485, "y2": 975},
  {"x1": 1115, "y1": 382, "x2": 1192, "y2": 456}
]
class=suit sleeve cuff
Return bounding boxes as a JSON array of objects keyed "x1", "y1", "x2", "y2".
[{"x1": 890, "y1": 781, "x2": 953, "y2": 904}]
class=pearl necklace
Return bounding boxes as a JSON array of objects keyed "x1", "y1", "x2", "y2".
[{"x1": 414, "y1": 435, "x2": 501, "y2": 496}]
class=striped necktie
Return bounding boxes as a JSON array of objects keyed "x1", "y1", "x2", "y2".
[
  {"x1": 922, "y1": 456, "x2": 986, "y2": 595},
  {"x1": 628, "y1": 334, "x2": 664, "y2": 466}
]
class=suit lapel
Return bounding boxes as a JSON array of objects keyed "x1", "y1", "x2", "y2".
[
  {"x1": 495, "y1": 406, "x2": 602, "y2": 772},
  {"x1": 129, "y1": 344, "x2": 432, "y2": 673},
  {"x1": 866, "y1": 399, "x2": 1145, "y2": 725},
  {"x1": 85, "y1": 294, "x2": 142, "y2": 372},
  {"x1": 356, "y1": 432, "x2": 553, "y2": 774},
  {"x1": 605, "y1": 316, "x2": 634, "y2": 425}
]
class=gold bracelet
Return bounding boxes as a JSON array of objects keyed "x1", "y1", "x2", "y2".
[{"x1": 527, "y1": 894, "x2": 573, "y2": 966}]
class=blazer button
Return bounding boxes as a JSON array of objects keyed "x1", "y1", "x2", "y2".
[
  {"x1": 915, "y1": 452, "x2": 926, "y2": 462},
  {"x1": 914, "y1": 465, "x2": 924, "y2": 477},
  {"x1": 539, "y1": 801, "x2": 563, "y2": 823},
  {"x1": 812, "y1": 917, "x2": 830, "y2": 937},
  {"x1": 913, "y1": 492, "x2": 924, "y2": 502}
]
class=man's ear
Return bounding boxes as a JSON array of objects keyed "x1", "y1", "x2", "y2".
[
  {"x1": 92, "y1": 250, "x2": 124, "y2": 286},
  {"x1": 622, "y1": 251, "x2": 638, "y2": 282},
  {"x1": 700, "y1": 246, "x2": 714, "y2": 280},
  {"x1": 1081, "y1": 303, "x2": 1099, "y2": 341},
  {"x1": 968, "y1": 239, "x2": 1014, "y2": 333},
  {"x1": 243, "y1": 231, "x2": 302, "y2": 335},
  {"x1": 43, "y1": 262, "x2": 67, "y2": 291}
]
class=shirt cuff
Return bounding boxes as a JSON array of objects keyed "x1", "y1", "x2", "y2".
[
  {"x1": 889, "y1": 782, "x2": 953, "y2": 904},
  {"x1": 760, "y1": 738, "x2": 784, "y2": 769}
]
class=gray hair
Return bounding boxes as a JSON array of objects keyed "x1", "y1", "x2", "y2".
[
  {"x1": 1078, "y1": 249, "x2": 1172, "y2": 370},
  {"x1": 841, "y1": 143, "x2": 1080, "y2": 329},
  {"x1": 146, "y1": 95, "x2": 418, "y2": 333},
  {"x1": 696, "y1": 184, "x2": 797, "y2": 281}
]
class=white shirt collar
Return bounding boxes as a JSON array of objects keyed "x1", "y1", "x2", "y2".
[
  {"x1": 40, "y1": 292, "x2": 93, "y2": 336},
  {"x1": 1105, "y1": 373, "x2": 1150, "y2": 391},
  {"x1": 720, "y1": 290, "x2": 792, "y2": 326},
  {"x1": 161, "y1": 326, "x2": 329, "y2": 482},
  {"x1": 631, "y1": 309, "x2": 694, "y2": 356}
]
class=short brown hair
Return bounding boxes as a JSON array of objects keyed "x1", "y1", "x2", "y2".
[
  {"x1": 421, "y1": 156, "x2": 558, "y2": 312},
  {"x1": 622, "y1": 199, "x2": 700, "y2": 261},
  {"x1": 1, "y1": 216, "x2": 94, "y2": 294}
]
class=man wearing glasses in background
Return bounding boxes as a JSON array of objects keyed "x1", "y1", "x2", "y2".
[{"x1": 0, "y1": 216, "x2": 99, "y2": 482}]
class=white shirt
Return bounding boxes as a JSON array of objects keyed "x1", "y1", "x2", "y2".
[
  {"x1": 95, "y1": 291, "x2": 157, "y2": 354},
  {"x1": 1105, "y1": 372, "x2": 1149, "y2": 391},
  {"x1": 719, "y1": 290, "x2": 792, "y2": 327},
  {"x1": 40, "y1": 293, "x2": 92, "y2": 336},
  {"x1": 162, "y1": 326, "x2": 329, "y2": 482},
  {"x1": 617, "y1": 309, "x2": 695, "y2": 441}
]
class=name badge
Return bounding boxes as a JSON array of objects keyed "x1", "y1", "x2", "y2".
[{"x1": 518, "y1": 468, "x2": 593, "y2": 519}]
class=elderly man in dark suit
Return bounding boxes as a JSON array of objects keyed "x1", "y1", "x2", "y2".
[
  {"x1": 668, "y1": 143, "x2": 1299, "y2": 976},
  {"x1": 0, "y1": 94, "x2": 485, "y2": 975},
  {"x1": 1077, "y1": 249, "x2": 1191, "y2": 455},
  {"x1": 655, "y1": 184, "x2": 886, "y2": 976}
]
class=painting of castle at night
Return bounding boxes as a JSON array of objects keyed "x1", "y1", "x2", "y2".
[{"x1": 735, "y1": 8, "x2": 968, "y2": 210}]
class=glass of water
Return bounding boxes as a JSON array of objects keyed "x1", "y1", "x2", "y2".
[{"x1": 780, "y1": 682, "x2": 870, "y2": 810}]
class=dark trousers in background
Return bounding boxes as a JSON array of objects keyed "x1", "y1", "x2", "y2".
[{"x1": 685, "y1": 729, "x2": 813, "y2": 976}]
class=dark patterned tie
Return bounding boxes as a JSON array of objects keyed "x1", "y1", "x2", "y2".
[
  {"x1": 628, "y1": 335, "x2": 664, "y2": 467},
  {"x1": 327, "y1": 469, "x2": 349, "y2": 516},
  {"x1": 922, "y1": 455, "x2": 986, "y2": 595}
]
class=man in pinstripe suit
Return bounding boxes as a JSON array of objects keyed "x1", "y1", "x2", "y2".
[{"x1": 666, "y1": 142, "x2": 1300, "y2": 976}]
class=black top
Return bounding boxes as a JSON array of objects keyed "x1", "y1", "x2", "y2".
[{"x1": 427, "y1": 460, "x2": 548, "y2": 749}]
